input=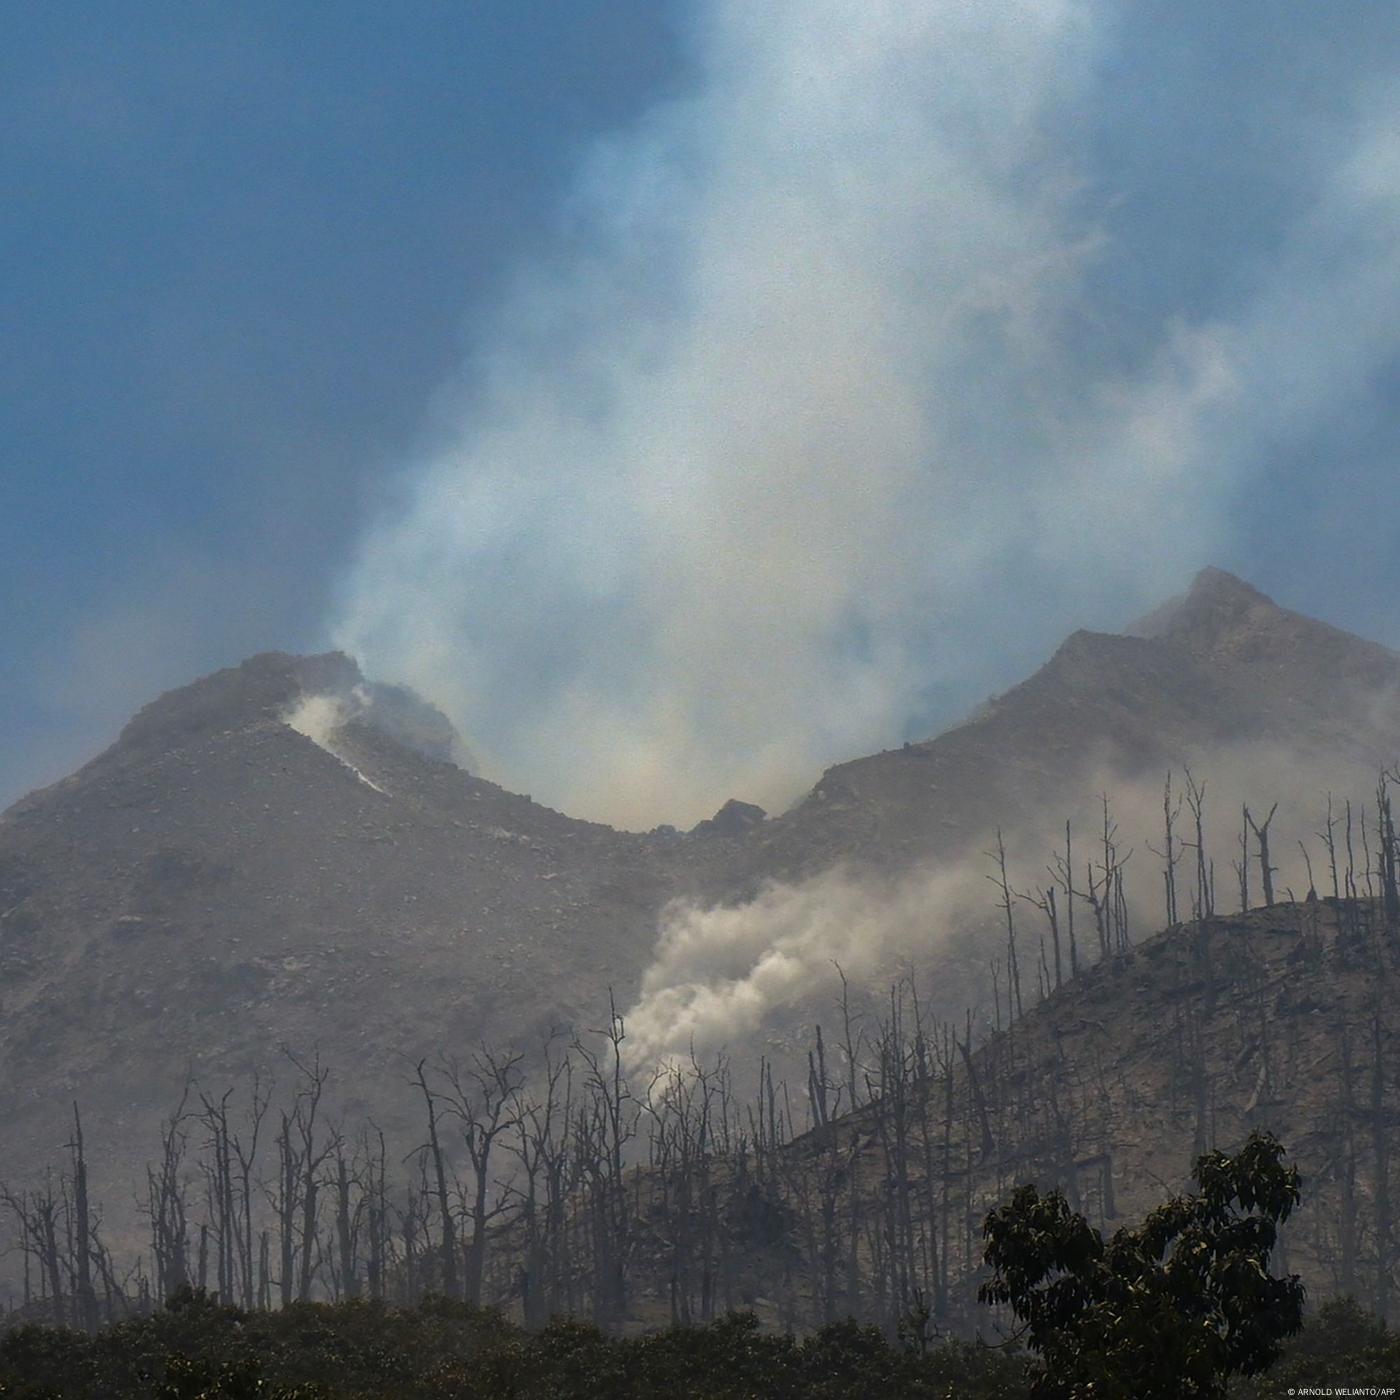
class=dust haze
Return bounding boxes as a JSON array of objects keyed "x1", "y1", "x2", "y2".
[
  {"x1": 330, "y1": 3, "x2": 1400, "y2": 831},
  {"x1": 623, "y1": 741, "x2": 1396, "y2": 1068}
]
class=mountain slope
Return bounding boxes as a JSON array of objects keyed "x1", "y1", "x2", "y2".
[
  {"x1": 735, "y1": 567, "x2": 1400, "y2": 883},
  {"x1": 0, "y1": 652, "x2": 722, "y2": 1201},
  {"x1": 602, "y1": 895, "x2": 1400, "y2": 1335},
  {"x1": 2, "y1": 570, "x2": 1399, "y2": 1221}
]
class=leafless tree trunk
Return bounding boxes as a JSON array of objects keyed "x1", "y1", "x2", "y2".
[
  {"x1": 288, "y1": 1054, "x2": 334, "y2": 1302},
  {"x1": 987, "y1": 830, "x2": 1023, "y2": 1020},
  {"x1": 1373, "y1": 1009, "x2": 1393, "y2": 1322},
  {"x1": 575, "y1": 991, "x2": 636, "y2": 1328},
  {"x1": 442, "y1": 1046, "x2": 524, "y2": 1306},
  {"x1": 1379, "y1": 772, "x2": 1399, "y2": 925},
  {"x1": 412, "y1": 1057, "x2": 458, "y2": 1300},
  {"x1": 1245, "y1": 802, "x2": 1279, "y2": 908},
  {"x1": 69, "y1": 1105, "x2": 97, "y2": 1331},
  {"x1": 229, "y1": 1075, "x2": 270, "y2": 1309},
  {"x1": 1320, "y1": 794, "x2": 1342, "y2": 901},
  {"x1": 1183, "y1": 768, "x2": 1212, "y2": 920},
  {"x1": 1052, "y1": 819, "x2": 1079, "y2": 978},
  {"x1": 147, "y1": 1087, "x2": 191, "y2": 1304},
  {"x1": 1147, "y1": 771, "x2": 1182, "y2": 926}
]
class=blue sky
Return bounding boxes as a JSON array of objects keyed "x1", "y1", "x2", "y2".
[
  {"x1": 4, "y1": 2, "x2": 1399, "y2": 825},
  {"x1": 2, "y1": 2, "x2": 682, "y2": 796}
]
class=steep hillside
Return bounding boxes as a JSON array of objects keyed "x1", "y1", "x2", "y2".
[
  {"x1": 737, "y1": 567, "x2": 1400, "y2": 883},
  {"x1": 0, "y1": 652, "x2": 725, "y2": 1203},
  {"x1": 617, "y1": 568, "x2": 1400, "y2": 1082},
  {"x1": 2, "y1": 569, "x2": 1399, "y2": 1233},
  {"x1": 603, "y1": 895, "x2": 1400, "y2": 1335},
  {"x1": 840, "y1": 893, "x2": 1400, "y2": 1322}
]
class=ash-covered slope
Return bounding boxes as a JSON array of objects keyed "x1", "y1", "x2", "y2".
[
  {"x1": 0, "y1": 652, "x2": 721, "y2": 1197},
  {"x1": 2, "y1": 570, "x2": 1399, "y2": 1209},
  {"x1": 607, "y1": 896, "x2": 1400, "y2": 1333},
  {"x1": 736, "y1": 568, "x2": 1400, "y2": 883}
]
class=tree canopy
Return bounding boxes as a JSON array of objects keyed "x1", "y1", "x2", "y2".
[{"x1": 979, "y1": 1130, "x2": 1305, "y2": 1399}]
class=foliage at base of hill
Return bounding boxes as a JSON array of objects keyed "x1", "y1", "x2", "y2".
[
  {"x1": 6, "y1": 1290, "x2": 1400, "y2": 1398},
  {"x1": 0, "y1": 1291, "x2": 1031, "y2": 1400},
  {"x1": 1232, "y1": 1295, "x2": 1400, "y2": 1397}
]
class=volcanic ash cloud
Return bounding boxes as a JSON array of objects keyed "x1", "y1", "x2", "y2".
[{"x1": 330, "y1": 4, "x2": 1400, "y2": 831}]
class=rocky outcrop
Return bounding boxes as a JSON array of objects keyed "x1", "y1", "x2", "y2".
[{"x1": 690, "y1": 799, "x2": 767, "y2": 837}]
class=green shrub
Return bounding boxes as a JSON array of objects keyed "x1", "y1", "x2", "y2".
[{"x1": 0, "y1": 1297, "x2": 1029, "y2": 1399}]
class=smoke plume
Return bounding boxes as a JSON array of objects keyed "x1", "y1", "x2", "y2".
[
  {"x1": 622, "y1": 744, "x2": 1395, "y2": 1069},
  {"x1": 330, "y1": 3, "x2": 1400, "y2": 829}
]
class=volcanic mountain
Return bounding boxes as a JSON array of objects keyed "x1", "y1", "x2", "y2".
[
  {"x1": 0, "y1": 651, "x2": 721, "y2": 1196},
  {"x1": 2, "y1": 568, "x2": 1399, "y2": 1212},
  {"x1": 736, "y1": 567, "x2": 1400, "y2": 884}
]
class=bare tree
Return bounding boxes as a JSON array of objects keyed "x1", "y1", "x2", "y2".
[
  {"x1": 68, "y1": 1105, "x2": 97, "y2": 1331},
  {"x1": 1051, "y1": 819, "x2": 1080, "y2": 978},
  {"x1": 440, "y1": 1046, "x2": 524, "y2": 1306},
  {"x1": 1018, "y1": 883, "x2": 1063, "y2": 993},
  {"x1": 229, "y1": 1075, "x2": 271, "y2": 1308},
  {"x1": 411, "y1": 1057, "x2": 458, "y2": 1299},
  {"x1": 147, "y1": 1085, "x2": 192, "y2": 1304},
  {"x1": 574, "y1": 991, "x2": 637, "y2": 1328},
  {"x1": 1182, "y1": 768, "x2": 1213, "y2": 920},
  {"x1": 987, "y1": 830, "x2": 1023, "y2": 1020},
  {"x1": 1146, "y1": 771, "x2": 1183, "y2": 926},
  {"x1": 1245, "y1": 802, "x2": 1279, "y2": 908}
]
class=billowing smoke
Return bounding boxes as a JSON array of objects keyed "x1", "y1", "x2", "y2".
[
  {"x1": 283, "y1": 678, "x2": 468, "y2": 790},
  {"x1": 284, "y1": 693, "x2": 390, "y2": 793},
  {"x1": 622, "y1": 743, "x2": 1396, "y2": 1069},
  {"x1": 622, "y1": 859, "x2": 990, "y2": 1071},
  {"x1": 330, "y1": 3, "x2": 1400, "y2": 830}
]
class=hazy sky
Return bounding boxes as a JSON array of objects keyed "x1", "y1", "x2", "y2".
[{"x1": 4, "y1": 2, "x2": 1399, "y2": 825}]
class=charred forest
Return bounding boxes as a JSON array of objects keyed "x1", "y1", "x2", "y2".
[{"x1": 5, "y1": 768, "x2": 1400, "y2": 1346}]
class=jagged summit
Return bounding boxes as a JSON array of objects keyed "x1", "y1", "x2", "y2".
[
  {"x1": 1189, "y1": 563, "x2": 1271, "y2": 603},
  {"x1": 116, "y1": 651, "x2": 363, "y2": 753},
  {"x1": 105, "y1": 650, "x2": 463, "y2": 771},
  {"x1": 1044, "y1": 626, "x2": 1160, "y2": 670},
  {"x1": 1129, "y1": 566, "x2": 1279, "y2": 646},
  {"x1": 735, "y1": 567, "x2": 1400, "y2": 882},
  {"x1": 1131, "y1": 565, "x2": 1400, "y2": 690},
  {"x1": 691, "y1": 798, "x2": 767, "y2": 838}
]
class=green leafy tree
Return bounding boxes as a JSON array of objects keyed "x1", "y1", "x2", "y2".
[{"x1": 979, "y1": 1130, "x2": 1304, "y2": 1399}]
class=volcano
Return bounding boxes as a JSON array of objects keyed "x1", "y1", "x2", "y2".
[{"x1": 2, "y1": 569, "x2": 1398, "y2": 1218}]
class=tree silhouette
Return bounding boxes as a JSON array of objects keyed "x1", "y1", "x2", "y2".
[{"x1": 980, "y1": 1131, "x2": 1304, "y2": 1399}]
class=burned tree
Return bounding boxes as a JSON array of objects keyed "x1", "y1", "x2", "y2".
[
  {"x1": 440, "y1": 1046, "x2": 525, "y2": 1306},
  {"x1": 1245, "y1": 802, "x2": 1279, "y2": 908}
]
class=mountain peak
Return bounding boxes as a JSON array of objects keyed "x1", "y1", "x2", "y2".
[
  {"x1": 116, "y1": 651, "x2": 363, "y2": 754},
  {"x1": 1186, "y1": 565, "x2": 1272, "y2": 605},
  {"x1": 690, "y1": 798, "x2": 767, "y2": 837},
  {"x1": 1127, "y1": 567, "x2": 1278, "y2": 644},
  {"x1": 111, "y1": 651, "x2": 465, "y2": 769}
]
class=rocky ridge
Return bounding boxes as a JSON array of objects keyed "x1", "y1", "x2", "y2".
[{"x1": 2, "y1": 569, "x2": 1399, "y2": 1231}]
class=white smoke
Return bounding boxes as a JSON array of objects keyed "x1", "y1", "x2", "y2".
[
  {"x1": 283, "y1": 693, "x2": 388, "y2": 794},
  {"x1": 283, "y1": 693, "x2": 347, "y2": 750},
  {"x1": 622, "y1": 744, "x2": 1398, "y2": 1068},
  {"x1": 622, "y1": 859, "x2": 989, "y2": 1070},
  {"x1": 330, "y1": 5, "x2": 1400, "y2": 830}
]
